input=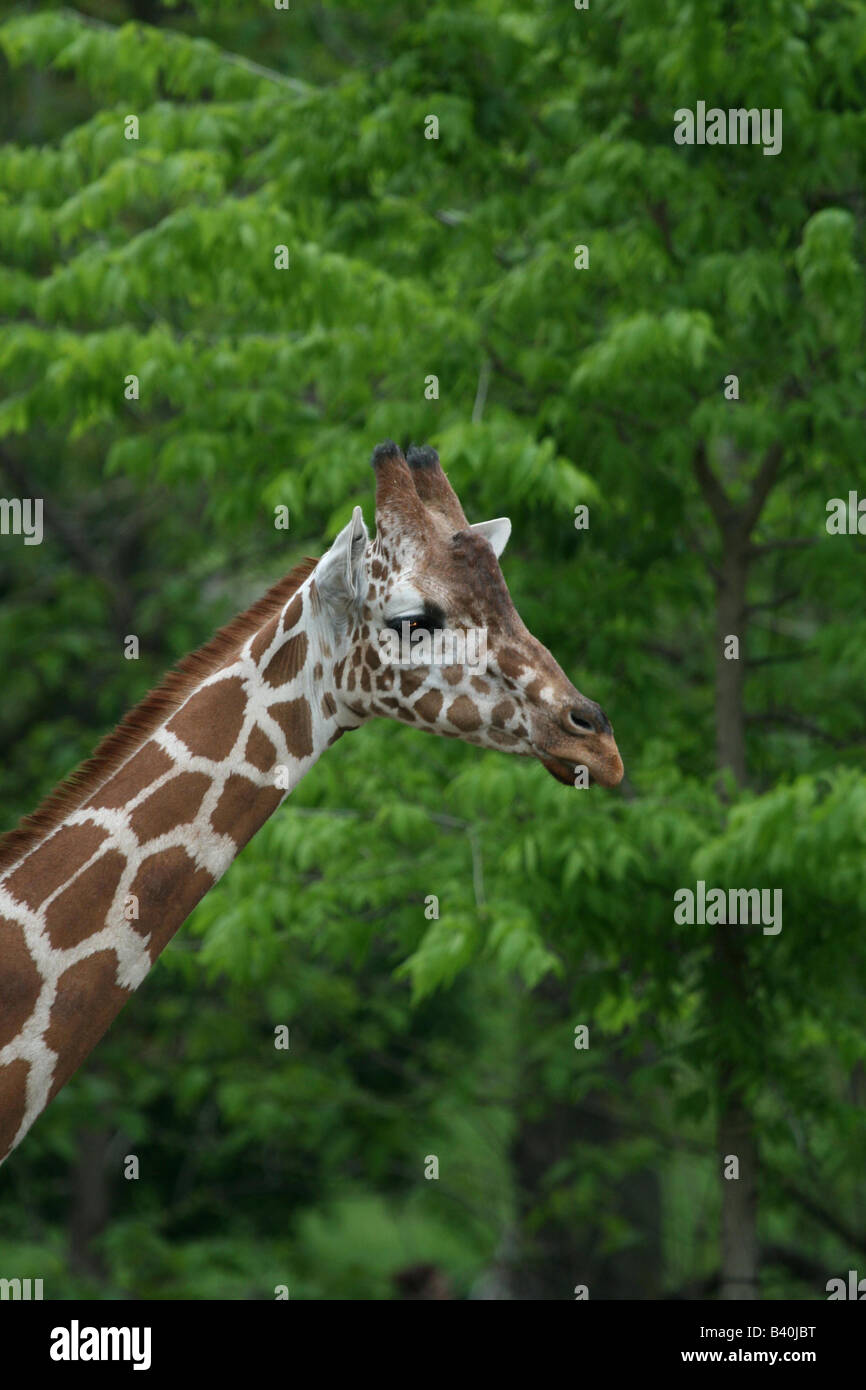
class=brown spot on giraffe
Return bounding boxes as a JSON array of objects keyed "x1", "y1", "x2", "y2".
[
  {"x1": 128, "y1": 847, "x2": 215, "y2": 960},
  {"x1": 88, "y1": 742, "x2": 174, "y2": 810},
  {"x1": 4, "y1": 823, "x2": 108, "y2": 911},
  {"x1": 45, "y1": 951, "x2": 133, "y2": 1100},
  {"x1": 269, "y1": 696, "x2": 314, "y2": 760},
  {"x1": 282, "y1": 593, "x2": 303, "y2": 632},
  {"x1": 44, "y1": 849, "x2": 127, "y2": 950},
  {"x1": 245, "y1": 725, "x2": 275, "y2": 772},
  {"x1": 321, "y1": 692, "x2": 337, "y2": 718},
  {"x1": 249, "y1": 615, "x2": 279, "y2": 664},
  {"x1": 491, "y1": 698, "x2": 515, "y2": 726},
  {"x1": 129, "y1": 772, "x2": 211, "y2": 842},
  {"x1": 471, "y1": 676, "x2": 491, "y2": 694},
  {"x1": 167, "y1": 677, "x2": 247, "y2": 760},
  {"x1": 0, "y1": 1059, "x2": 30, "y2": 1160},
  {"x1": 399, "y1": 668, "x2": 426, "y2": 698},
  {"x1": 211, "y1": 775, "x2": 284, "y2": 852},
  {"x1": 443, "y1": 665, "x2": 464, "y2": 686},
  {"x1": 263, "y1": 632, "x2": 308, "y2": 688},
  {"x1": 313, "y1": 662, "x2": 323, "y2": 681},
  {"x1": 0, "y1": 919, "x2": 41, "y2": 1049},
  {"x1": 447, "y1": 696, "x2": 482, "y2": 733},
  {"x1": 498, "y1": 647, "x2": 525, "y2": 680},
  {"x1": 414, "y1": 689, "x2": 443, "y2": 722}
]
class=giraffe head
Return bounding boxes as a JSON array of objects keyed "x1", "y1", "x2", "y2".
[{"x1": 316, "y1": 441, "x2": 623, "y2": 788}]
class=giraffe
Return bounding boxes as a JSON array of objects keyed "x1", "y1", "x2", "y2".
[{"x1": 0, "y1": 441, "x2": 623, "y2": 1163}]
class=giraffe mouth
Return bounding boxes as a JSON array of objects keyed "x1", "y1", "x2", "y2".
[
  {"x1": 536, "y1": 743, "x2": 624, "y2": 789},
  {"x1": 539, "y1": 753, "x2": 594, "y2": 787}
]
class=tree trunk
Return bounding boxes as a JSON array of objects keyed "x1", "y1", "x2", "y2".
[
  {"x1": 712, "y1": 515, "x2": 759, "y2": 1300},
  {"x1": 695, "y1": 440, "x2": 778, "y2": 1302},
  {"x1": 714, "y1": 531, "x2": 749, "y2": 785},
  {"x1": 718, "y1": 1092, "x2": 759, "y2": 1299},
  {"x1": 508, "y1": 985, "x2": 663, "y2": 1300},
  {"x1": 68, "y1": 1128, "x2": 111, "y2": 1282}
]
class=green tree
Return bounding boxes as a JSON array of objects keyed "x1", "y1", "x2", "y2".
[{"x1": 1, "y1": 0, "x2": 864, "y2": 1298}]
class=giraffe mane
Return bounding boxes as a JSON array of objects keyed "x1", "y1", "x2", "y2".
[{"x1": 0, "y1": 555, "x2": 320, "y2": 875}]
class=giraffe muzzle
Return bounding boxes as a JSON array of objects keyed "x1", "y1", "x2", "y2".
[
  {"x1": 538, "y1": 737, "x2": 624, "y2": 789},
  {"x1": 537, "y1": 703, "x2": 624, "y2": 788},
  {"x1": 532, "y1": 690, "x2": 623, "y2": 788}
]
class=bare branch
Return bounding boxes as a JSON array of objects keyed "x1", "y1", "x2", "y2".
[
  {"x1": 749, "y1": 652, "x2": 808, "y2": 667},
  {"x1": 691, "y1": 440, "x2": 733, "y2": 529},
  {"x1": 472, "y1": 358, "x2": 492, "y2": 424},
  {"x1": 684, "y1": 526, "x2": 722, "y2": 584},
  {"x1": 746, "y1": 710, "x2": 856, "y2": 749},
  {"x1": 776, "y1": 1178, "x2": 866, "y2": 1258},
  {"x1": 745, "y1": 590, "x2": 800, "y2": 614},
  {"x1": 750, "y1": 537, "x2": 818, "y2": 557},
  {"x1": 742, "y1": 441, "x2": 784, "y2": 533}
]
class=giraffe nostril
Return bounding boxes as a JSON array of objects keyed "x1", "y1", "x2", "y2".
[{"x1": 568, "y1": 705, "x2": 611, "y2": 735}]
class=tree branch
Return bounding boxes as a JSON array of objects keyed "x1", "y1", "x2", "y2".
[
  {"x1": 776, "y1": 1178, "x2": 866, "y2": 1258},
  {"x1": 745, "y1": 590, "x2": 800, "y2": 614},
  {"x1": 748, "y1": 652, "x2": 808, "y2": 667},
  {"x1": 691, "y1": 440, "x2": 733, "y2": 530},
  {"x1": 746, "y1": 710, "x2": 856, "y2": 748},
  {"x1": 59, "y1": 6, "x2": 312, "y2": 94},
  {"x1": 742, "y1": 441, "x2": 784, "y2": 533},
  {"x1": 750, "y1": 538, "x2": 818, "y2": 557}
]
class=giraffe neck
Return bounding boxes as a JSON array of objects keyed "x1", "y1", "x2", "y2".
[{"x1": 0, "y1": 567, "x2": 351, "y2": 1161}]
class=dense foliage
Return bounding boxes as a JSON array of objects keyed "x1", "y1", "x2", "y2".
[{"x1": 0, "y1": 0, "x2": 864, "y2": 1299}]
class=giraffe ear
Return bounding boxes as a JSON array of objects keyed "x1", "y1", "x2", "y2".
[
  {"x1": 316, "y1": 505, "x2": 369, "y2": 620},
  {"x1": 469, "y1": 517, "x2": 511, "y2": 558}
]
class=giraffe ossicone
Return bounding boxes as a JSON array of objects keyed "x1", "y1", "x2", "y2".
[{"x1": 0, "y1": 441, "x2": 622, "y2": 1162}]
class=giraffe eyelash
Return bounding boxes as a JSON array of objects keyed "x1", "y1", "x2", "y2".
[{"x1": 384, "y1": 608, "x2": 444, "y2": 638}]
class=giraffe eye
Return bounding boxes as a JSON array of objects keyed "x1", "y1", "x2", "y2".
[
  {"x1": 386, "y1": 611, "x2": 442, "y2": 638},
  {"x1": 388, "y1": 614, "x2": 433, "y2": 637}
]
